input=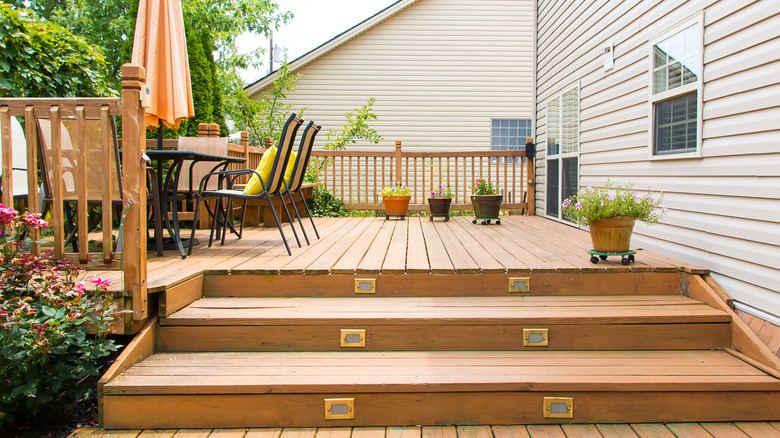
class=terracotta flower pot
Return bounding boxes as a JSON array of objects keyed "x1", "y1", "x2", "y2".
[
  {"x1": 383, "y1": 195, "x2": 411, "y2": 219},
  {"x1": 471, "y1": 195, "x2": 502, "y2": 219},
  {"x1": 428, "y1": 198, "x2": 453, "y2": 221},
  {"x1": 588, "y1": 216, "x2": 636, "y2": 253}
]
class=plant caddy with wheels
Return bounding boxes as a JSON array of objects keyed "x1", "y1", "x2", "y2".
[
  {"x1": 470, "y1": 178, "x2": 502, "y2": 225},
  {"x1": 587, "y1": 249, "x2": 636, "y2": 265},
  {"x1": 561, "y1": 180, "x2": 668, "y2": 265}
]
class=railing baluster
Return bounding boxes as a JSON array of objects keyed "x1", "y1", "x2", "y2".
[
  {"x1": 75, "y1": 106, "x2": 89, "y2": 264},
  {"x1": 49, "y1": 106, "x2": 65, "y2": 260},
  {"x1": 100, "y1": 107, "x2": 113, "y2": 263},
  {"x1": 24, "y1": 106, "x2": 40, "y2": 255}
]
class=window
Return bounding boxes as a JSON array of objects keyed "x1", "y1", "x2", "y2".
[
  {"x1": 491, "y1": 119, "x2": 532, "y2": 164},
  {"x1": 545, "y1": 86, "x2": 579, "y2": 219},
  {"x1": 650, "y1": 17, "x2": 702, "y2": 157}
]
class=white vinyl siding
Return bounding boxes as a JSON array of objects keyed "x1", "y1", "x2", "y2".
[
  {"x1": 248, "y1": 0, "x2": 533, "y2": 151},
  {"x1": 535, "y1": 0, "x2": 780, "y2": 318}
]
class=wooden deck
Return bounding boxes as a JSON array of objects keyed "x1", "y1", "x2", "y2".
[
  {"x1": 69, "y1": 423, "x2": 780, "y2": 438},
  {"x1": 94, "y1": 215, "x2": 706, "y2": 295},
  {"x1": 95, "y1": 215, "x2": 780, "y2": 429}
]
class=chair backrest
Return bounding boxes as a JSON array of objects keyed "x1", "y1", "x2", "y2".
[
  {"x1": 176, "y1": 136, "x2": 229, "y2": 191},
  {"x1": 0, "y1": 115, "x2": 29, "y2": 196},
  {"x1": 36, "y1": 117, "x2": 122, "y2": 201},
  {"x1": 287, "y1": 121, "x2": 322, "y2": 193},
  {"x1": 265, "y1": 113, "x2": 303, "y2": 194}
]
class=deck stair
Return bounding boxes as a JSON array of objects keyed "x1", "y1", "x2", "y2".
[{"x1": 101, "y1": 272, "x2": 780, "y2": 428}]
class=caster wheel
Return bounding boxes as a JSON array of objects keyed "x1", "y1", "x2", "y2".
[
  {"x1": 599, "y1": 255, "x2": 607, "y2": 260},
  {"x1": 481, "y1": 220, "x2": 487, "y2": 225},
  {"x1": 430, "y1": 217, "x2": 433, "y2": 221},
  {"x1": 401, "y1": 216, "x2": 405, "y2": 220},
  {"x1": 621, "y1": 257, "x2": 630, "y2": 265},
  {"x1": 385, "y1": 215, "x2": 389, "y2": 220},
  {"x1": 590, "y1": 256, "x2": 599, "y2": 264},
  {"x1": 486, "y1": 219, "x2": 491, "y2": 224},
  {"x1": 496, "y1": 220, "x2": 501, "y2": 225},
  {"x1": 444, "y1": 217, "x2": 450, "y2": 222},
  {"x1": 629, "y1": 255, "x2": 635, "y2": 263},
  {"x1": 473, "y1": 219, "x2": 477, "y2": 224}
]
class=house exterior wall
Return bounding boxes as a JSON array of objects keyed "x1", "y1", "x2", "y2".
[
  {"x1": 534, "y1": 0, "x2": 780, "y2": 319},
  {"x1": 248, "y1": 0, "x2": 534, "y2": 152}
]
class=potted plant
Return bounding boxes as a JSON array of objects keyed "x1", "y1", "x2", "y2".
[
  {"x1": 561, "y1": 180, "x2": 667, "y2": 253},
  {"x1": 428, "y1": 185, "x2": 454, "y2": 222},
  {"x1": 470, "y1": 178, "x2": 503, "y2": 225},
  {"x1": 380, "y1": 184, "x2": 412, "y2": 220}
]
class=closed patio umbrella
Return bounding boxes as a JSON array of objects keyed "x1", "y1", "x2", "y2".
[{"x1": 131, "y1": 0, "x2": 194, "y2": 146}]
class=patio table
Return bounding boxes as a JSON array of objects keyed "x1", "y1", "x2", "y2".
[{"x1": 144, "y1": 150, "x2": 246, "y2": 259}]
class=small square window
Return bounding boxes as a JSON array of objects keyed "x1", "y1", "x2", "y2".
[{"x1": 491, "y1": 118, "x2": 532, "y2": 164}]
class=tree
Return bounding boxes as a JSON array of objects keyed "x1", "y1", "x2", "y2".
[
  {"x1": 0, "y1": 4, "x2": 114, "y2": 97},
  {"x1": 229, "y1": 61, "x2": 305, "y2": 145},
  {"x1": 5, "y1": 0, "x2": 292, "y2": 134}
]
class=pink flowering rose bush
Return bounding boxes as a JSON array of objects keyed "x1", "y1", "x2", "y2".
[
  {"x1": 560, "y1": 180, "x2": 668, "y2": 226},
  {"x1": 0, "y1": 205, "x2": 118, "y2": 427}
]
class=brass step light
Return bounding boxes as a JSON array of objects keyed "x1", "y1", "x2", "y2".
[
  {"x1": 325, "y1": 398, "x2": 355, "y2": 420},
  {"x1": 508, "y1": 277, "x2": 531, "y2": 293},
  {"x1": 543, "y1": 397, "x2": 573, "y2": 419},
  {"x1": 340, "y1": 329, "x2": 366, "y2": 347},
  {"x1": 523, "y1": 328, "x2": 549, "y2": 347},
  {"x1": 355, "y1": 278, "x2": 376, "y2": 294}
]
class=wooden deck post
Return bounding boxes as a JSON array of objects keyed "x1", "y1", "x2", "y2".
[
  {"x1": 395, "y1": 140, "x2": 402, "y2": 186},
  {"x1": 121, "y1": 64, "x2": 149, "y2": 321}
]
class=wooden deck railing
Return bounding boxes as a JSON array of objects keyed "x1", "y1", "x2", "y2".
[
  {"x1": 0, "y1": 64, "x2": 149, "y2": 320},
  {"x1": 211, "y1": 138, "x2": 535, "y2": 214},
  {"x1": 309, "y1": 141, "x2": 535, "y2": 214}
]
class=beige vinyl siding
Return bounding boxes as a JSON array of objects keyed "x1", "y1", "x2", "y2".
[
  {"x1": 248, "y1": 0, "x2": 533, "y2": 151},
  {"x1": 535, "y1": 0, "x2": 780, "y2": 318}
]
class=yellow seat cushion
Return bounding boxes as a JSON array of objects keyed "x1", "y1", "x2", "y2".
[
  {"x1": 243, "y1": 146, "x2": 277, "y2": 195},
  {"x1": 285, "y1": 151, "x2": 297, "y2": 187}
]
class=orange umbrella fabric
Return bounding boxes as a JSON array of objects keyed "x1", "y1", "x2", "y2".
[{"x1": 131, "y1": 0, "x2": 194, "y2": 130}]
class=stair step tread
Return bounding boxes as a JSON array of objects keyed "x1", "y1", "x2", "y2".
[
  {"x1": 161, "y1": 296, "x2": 730, "y2": 325},
  {"x1": 104, "y1": 350, "x2": 780, "y2": 394}
]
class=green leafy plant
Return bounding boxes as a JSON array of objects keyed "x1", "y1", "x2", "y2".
[
  {"x1": 429, "y1": 185, "x2": 454, "y2": 199},
  {"x1": 0, "y1": 4, "x2": 114, "y2": 97},
  {"x1": 561, "y1": 179, "x2": 667, "y2": 226},
  {"x1": 323, "y1": 98, "x2": 383, "y2": 151},
  {"x1": 471, "y1": 178, "x2": 499, "y2": 195},
  {"x1": 380, "y1": 184, "x2": 411, "y2": 197},
  {"x1": 231, "y1": 61, "x2": 305, "y2": 146},
  {"x1": 306, "y1": 187, "x2": 347, "y2": 217},
  {"x1": 0, "y1": 205, "x2": 119, "y2": 427}
]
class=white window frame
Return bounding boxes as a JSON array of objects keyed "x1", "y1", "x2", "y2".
[
  {"x1": 648, "y1": 13, "x2": 704, "y2": 160},
  {"x1": 544, "y1": 83, "x2": 580, "y2": 221}
]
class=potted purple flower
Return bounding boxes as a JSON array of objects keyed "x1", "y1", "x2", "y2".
[
  {"x1": 470, "y1": 178, "x2": 502, "y2": 225},
  {"x1": 428, "y1": 185, "x2": 454, "y2": 222}
]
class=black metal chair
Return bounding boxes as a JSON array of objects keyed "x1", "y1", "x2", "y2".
[
  {"x1": 188, "y1": 113, "x2": 303, "y2": 256},
  {"x1": 280, "y1": 121, "x2": 322, "y2": 243}
]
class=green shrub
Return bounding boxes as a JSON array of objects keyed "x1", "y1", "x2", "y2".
[
  {"x1": 307, "y1": 187, "x2": 347, "y2": 217},
  {"x1": 0, "y1": 205, "x2": 119, "y2": 428}
]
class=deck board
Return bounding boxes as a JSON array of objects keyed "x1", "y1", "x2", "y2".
[
  {"x1": 103, "y1": 350, "x2": 780, "y2": 395},
  {"x1": 160, "y1": 295, "x2": 730, "y2": 326},
  {"x1": 71, "y1": 423, "x2": 780, "y2": 438},
  {"x1": 99, "y1": 216, "x2": 709, "y2": 294}
]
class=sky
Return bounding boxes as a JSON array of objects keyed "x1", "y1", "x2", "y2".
[{"x1": 236, "y1": 0, "x2": 398, "y2": 84}]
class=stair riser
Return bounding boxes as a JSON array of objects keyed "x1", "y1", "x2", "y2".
[
  {"x1": 202, "y1": 272, "x2": 682, "y2": 298},
  {"x1": 157, "y1": 323, "x2": 730, "y2": 352},
  {"x1": 102, "y1": 391, "x2": 780, "y2": 429}
]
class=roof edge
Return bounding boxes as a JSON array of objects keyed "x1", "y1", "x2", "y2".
[{"x1": 245, "y1": 0, "x2": 419, "y2": 96}]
